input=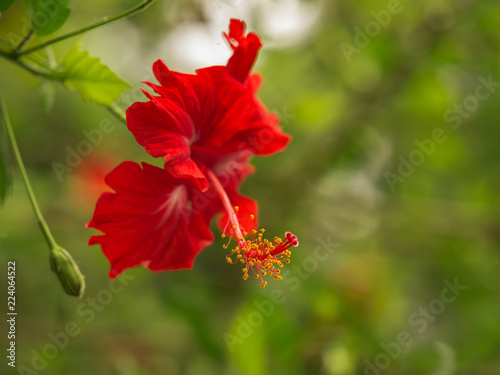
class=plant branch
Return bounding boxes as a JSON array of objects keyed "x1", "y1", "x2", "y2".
[
  {"x1": 0, "y1": 51, "x2": 128, "y2": 125},
  {"x1": 0, "y1": 50, "x2": 56, "y2": 79},
  {"x1": 18, "y1": 0, "x2": 155, "y2": 56},
  {"x1": 0, "y1": 97, "x2": 58, "y2": 250},
  {"x1": 106, "y1": 102, "x2": 127, "y2": 124},
  {"x1": 14, "y1": 28, "x2": 34, "y2": 54}
]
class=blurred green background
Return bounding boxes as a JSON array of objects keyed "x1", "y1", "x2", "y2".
[{"x1": 1, "y1": 0, "x2": 500, "y2": 374}]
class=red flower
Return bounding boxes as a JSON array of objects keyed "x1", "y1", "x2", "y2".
[
  {"x1": 88, "y1": 162, "x2": 213, "y2": 277},
  {"x1": 88, "y1": 19, "x2": 298, "y2": 285}
]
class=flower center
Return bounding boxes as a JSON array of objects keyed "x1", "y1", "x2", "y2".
[
  {"x1": 225, "y1": 229, "x2": 298, "y2": 287},
  {"x1": 205, "y1": 169, "x2": 299, "y2": 287}
]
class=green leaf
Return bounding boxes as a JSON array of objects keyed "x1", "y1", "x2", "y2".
[
  {"x1": 0, "y1": 0, "x2": 16, "y2": 12},
  {"x1": 25, "y1": 0, "x2": 71, "y2": 36},
  {"x1": 0, "y1": 105, "x2": 13, "y2": 206},
  {"x1": 58, "y1": 43, "x2": 131, "y2": 107}
]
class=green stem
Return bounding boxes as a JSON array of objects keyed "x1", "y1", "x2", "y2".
[
  {"x1": 106, "y1": 102, "x2": 127, "y2": 124},
  {"x1": 0, "y1": 97, "x2": 58, "y2": 250},
  {"x1": 18, "y1": 0, "x2": 155, "y2": 57},
  {"x1": 0, "y1": 50, "x2": 55, "y2": 79},
  {"x1": 14, "y1": 28, "x2": 34, "y2": 54},
  {"x1": 0, "y1": 51, "x2": 127, "y2": 125}
]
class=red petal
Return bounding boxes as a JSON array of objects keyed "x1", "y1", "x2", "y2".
[
  {"x1": 232, "y1": 120, "x2": 292, "y2": 156},
  {"x1": 247, "y1": 73, "x2": 263, "y2": 95},
  {"x1": 126, "y1": 62, "x2": 291, "y2": 187},
  {"x1": 192, "y1": 67, "x2": 291, "y2": 156},
  {"x1": 192, "y1": 67, "x2": 257, "y2": 146},
  {"x1": 126, "y1": 60, "x2": 203, "y2": 159},
  {"x1": 88, "y1": 161, "x2": 213, "y2": 278},
  {"x1": 126, "y1": 97, "x2": 192, "y2": 159},
  {"x1": 165, "y1": 158, "x2": 208, "y2": 192},
  {"x1": 150, "y1": 60, "x2": 202, "y2": 126},
  {"x1": 211, "y1": 151, "x2": 255, "y2": 192},
  {"x1": 217, "y1": 193, "x2": 258, "y2": 235},
  {"x1": 224, "y1": 19, "x2": 246, "y2": 51},
  {"x1": 224, "y1": 19, "x2": 263, "y2": 83}
]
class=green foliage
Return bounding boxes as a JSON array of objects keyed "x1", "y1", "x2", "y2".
[
  {"x1": 0, "y1": 0, "x2": 16, "y2": 12},
  {"x1": 0, "y1": 108, "x2": 12, "y2": 206},
  {"x1": 25, "y1": 0, "x2": 71, "y2": 36},
  {"x1": 58, "y1": 43, "x2": 131, "y2": 107}
]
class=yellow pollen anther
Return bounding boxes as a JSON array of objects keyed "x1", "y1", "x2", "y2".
[
  {"x1": 208, "y1": 167, "x2": 298, "y2": 288},
  {"x1": 219, "y1": 203, "x2": 298, "y2": 288},
  {"x1": 223, "y1": 227, "x2": 297, "y2": 287}
]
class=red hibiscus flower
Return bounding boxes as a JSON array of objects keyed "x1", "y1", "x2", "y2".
[{"x1": 88, "y1": 19, "x2": 298, "y2": 286}]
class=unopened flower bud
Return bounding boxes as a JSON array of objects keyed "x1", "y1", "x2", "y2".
[{"x1": 49, "y1": 246, "x2": 85, "y2": 298}]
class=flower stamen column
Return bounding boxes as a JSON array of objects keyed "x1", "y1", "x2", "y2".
[{"x1": 206, "y1": 169, "x2": 299, "y2": 287}]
